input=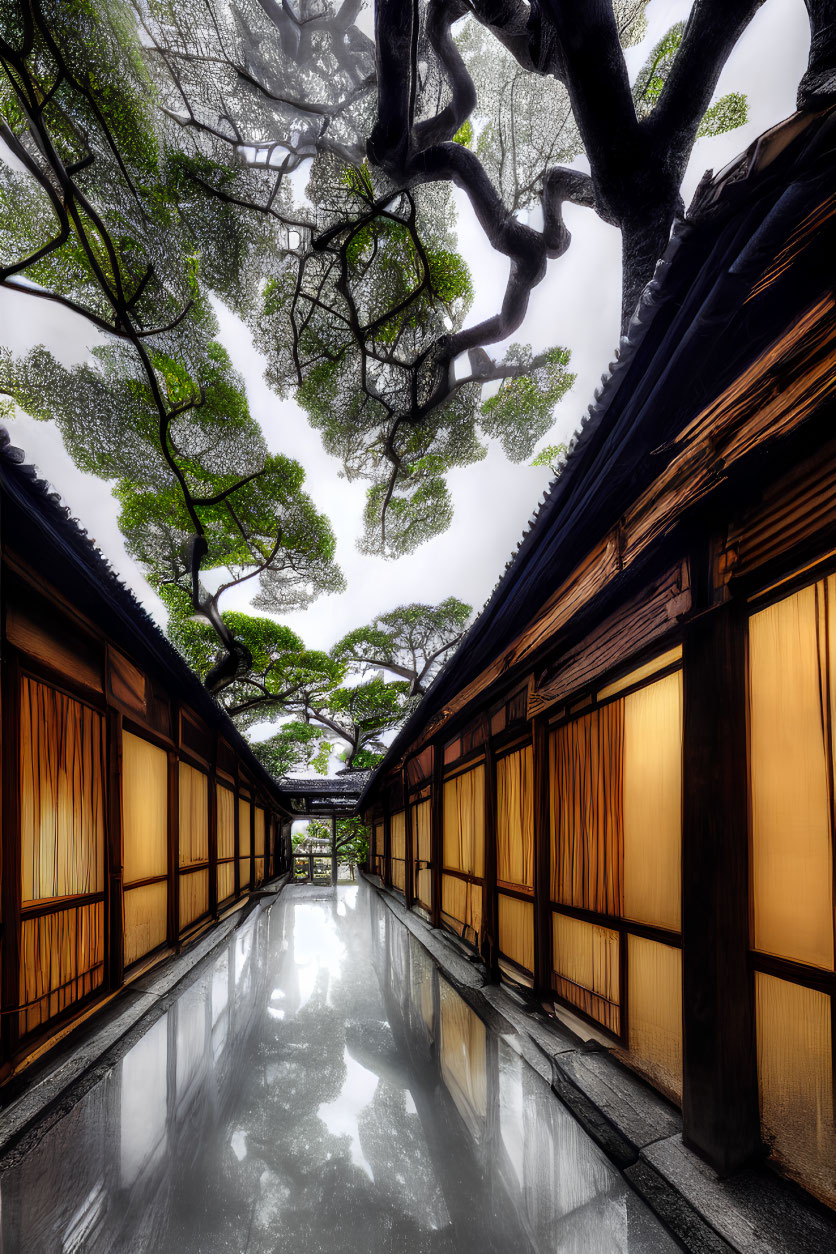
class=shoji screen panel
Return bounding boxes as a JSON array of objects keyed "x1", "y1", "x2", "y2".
[
  {"x1": 496, "y1": 746, "x2": 534, "y2": 973},
  {"x1": 216, "y1": 784, "x2": 236, "y2": 904},
  {"x1": 254, "y1": 807, "x2": 266, "y2": 885},
  {"x1": 442, "y1": 765, "x2": 485, "y2": 946},
  {"x1": 179, "y1": 763, "x2": 209, "y2": 930},
  {"x1": 122, "y1": 732, "x2": 168, "y2": 967},
  {"x1": 410, "y1": 799, "x2": 432, "y2": 910},
  {"x1": 756, "y1": 973, "x2": 835, "y2": 1207},
  {"x1": 391, "y1": 810, "x2": 406, "y2": 893},
  {"x1": 238, "y1": 798, "x2": 252, "y2": 890},
  {"x1": 19, "y1": 677, "x2": 107, "y2": 1034},
  {"x1": 749, "y1": 577, "x2": 836, "y2": 1206},
  {"x1": 548, "y1": 659, "x2": 683, "y2": 1083},
  {"x1": 750, "y1": 582, "x2": 834, "y2": 970}
]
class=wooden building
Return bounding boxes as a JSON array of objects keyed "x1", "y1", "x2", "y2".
[
  {"x1": 359, "y1": 107, "x2": 836, "y2": 1209},
  {"x1": 0, "y1": 429, "x2": 293, "y2": 1074}
]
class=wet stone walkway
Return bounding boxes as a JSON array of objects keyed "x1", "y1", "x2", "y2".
[{"x1": 0, "y1": 882, "x2": 680, "y2": 1252}]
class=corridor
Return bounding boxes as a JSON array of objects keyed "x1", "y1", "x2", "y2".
[{"x1": 0, "y1": 883, "x2": 679, "y2": 1252}]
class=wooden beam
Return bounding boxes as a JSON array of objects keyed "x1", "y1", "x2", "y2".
[{"x1": 681, "y1": 599, "x2": 761, "y2": 1173}]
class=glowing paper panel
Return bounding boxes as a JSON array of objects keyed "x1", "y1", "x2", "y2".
[
  {"x1": 20, "y1": 678, "x2": 105, "y2": 903},
  {"x1": 628, "y1": 936, "x2": 682, "y2": 1100},
  {"x1": 498, "y1": 894, "x2": 534, "y2": 973},
  {"x1": 750, "y1": 583, "x2": 834, "y2": 970},
  {"x1": 441, "y1": 874, "x2": 482, "y2": 943},
  {"x1": 623, "y1": 671, "x2": 682, "y2": 931},
  {"x1": 239, "y1": 798, "x2": 251, "y2": 890},
  {"x1": 391, "y1": 810, "x2": 406, "y2": 892},
  {"x1": 550, "y1": 705, "x2": 623, "y2": 915},
  {"x1": 216, "y1": 784, "x2": 236, "y2": 903},
  {"x1": 552, "y1": 912, "x2": 620, "y2": 1034},
  {"x1": 180, "y1": 869, "x2": 209, "y2": 929},
  {"x1": 254, "y1": 807, "x2": 266, "y2": 884},
  {"x1": 122, "y1": 732, "x2": 168, "y2": 965},
  {"x1": 179, "y1": 762, "x2": 208, "y2": 868},
  {"x1": 756, "y1": 972, "x2": 835, "y2": 1207},
  {"x1": 496, "y1": 746, "x2": 534, "y2": 890},
  {"x1": 443, "y1": 766, "x2": 485, "y2": 877},
  {"x1": 19, "y1": 902, "x2": 104, "y2": 1035}
]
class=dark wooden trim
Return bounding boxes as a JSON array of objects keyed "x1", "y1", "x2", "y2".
[
  {"x1": 744, "y1": 546, "x2": 836, "y2": 612},
  {"x1": 491, "y1": 728, "x2": 532, "y2": 758},
  {"x1": 15, "y1": 652, "x2": 106, "y2": 712},
  {"x1": 681, "y1": 598, "x2": 761, "y2": 1174},
  {"x1": 749, "y1": 950, "x2": 836, "y2": 995},
  {"x1": 20, "y1": 891, "x2": 106, "y2": 920},
  {"x1": 548, "y1": 901, "x2": 681, "y2": 949},
  {"x1": 549, "y1": 977, "x2": 622, "y2": 1045},
  {"x1": 496, "y1": 881, "x2": 534, "y2": 902},
  {"x1": 442, "y1": 748, "x2": 486, "y2": 780},
  {"x1": 440, "y1": 867, "x2": 484, "y2": 887},
  {"x1": 124, "y1": 873, "x2": 168, "y2": 891},
  {"x1": 106, "y1": 708, "x2": 124, "y2": 990},
  {"x1": 2, "y1": 651, "x2": 22, "y2": 1063},
  {"x1": 122, "y1": 713, "x2": 176, "y2": 753},
  {"x1": 532, "y1": 714, "x2": 551, "y2": 997}
]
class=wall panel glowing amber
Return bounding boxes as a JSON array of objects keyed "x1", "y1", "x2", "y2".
[
  {"x1": 178, "y1": 763, "x2": 208, "y2": 868},
  {"x1": 254, "y1": 807, "x2": 266, "y2": 885},
  {"x1": 498, "y1": 895, "x2": 534, "y2": 973},
  {"x1": 552, "y1": 913, "x2": 620, "y2": 1035},
  {"x1": 443, "y1": 766, "x2": 485, "y2": 877},
  {"x1": 496, "y1": 746, "x2": 533, "y2": 890},
  {"x1": 19, "y1": 902, "x2": 104, "y2": 1035},
  {"x1": 756, "y1": 973, "x2": 835, "y2": 1207},
  {"x1": 749, "y1": 583, "x2": 834, "y2": 970},
  {"x1": 238, "y1": 798, "x2": 251, "y2": 890},
  {"x1": 122, "y1": 732, "x2": 168, "y2": 965},
  {"x1": 216, "y1": 784, "x2": 236, "y2": 903},
  {"x1": 627, "y1": 936, "x2": 682, "y2": 1100},
  {"x1": 391, "y1": 810, "x2": 406, "y2": 892},
  {"x1": 20, "y1": 677, "x2": 105, "y2": 903},
  {"x1": 441, "y1": 874, "x2": 481, "y2": 943},
  {"x1": 622, "y1": 671, "x2": 682, "y2": 931},
  {"x1": 180, "y1": 869, "x2": 209, "y2": 929}
]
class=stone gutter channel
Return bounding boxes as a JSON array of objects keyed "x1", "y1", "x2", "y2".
[
  {"x1": 0, "y1": 874, "x2": 290, "y2": 1170},
  {"x1": 366, "y1": 876, "x2": 836, "y2": 1254}
]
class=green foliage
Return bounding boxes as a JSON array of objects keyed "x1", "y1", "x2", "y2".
[
  {"x1": 697, "y1": 93, "x2": 748, "y2": 138},
  {"x1": 480, "y1": 346, "x2": 575, "y2": 461},
  {"x1": 633, "y1": 24, "x2": 748, "y2": 137},
  {"x1": 452, "y1": 119, "x2": 473, "y2": 148},
  {"x1": 331, "y1": 597, "x2": 471, "y2": 692},
  {"x1": 252, "y1": 722, "x2": 332, "y2": 778},
  {"x1": 531, "y1": 442, "x2": 568, "y2": 472}
]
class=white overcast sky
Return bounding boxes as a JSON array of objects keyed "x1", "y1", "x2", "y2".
[{"x1": 1, "y1": 0, "x2": 811, "y2": 659}]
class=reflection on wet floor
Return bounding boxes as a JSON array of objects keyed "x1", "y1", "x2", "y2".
[{"x1": 0, "y1": 883, "x2": 678, "y2": 1252}]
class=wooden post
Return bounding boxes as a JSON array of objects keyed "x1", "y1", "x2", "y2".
[
  {"x1": 483, "y1": 741, "x2": 498, "y2": 976},
  {"x1": 532, "y1": 715, "x2": 551, "y2": 998},
  {"x1": 431, "y1": 746, "x2": 443, "y2": 928},
  {"x1": 1, "y1": 652, "x2": 21, "y2": 1066},
  {"x1": 331, "y1": 813, "x2": 338, "y2": 886},
  {"x1": 106, "y1": 708, "x2": 124, "y2": 989},
  {"x1": 681, "y1": 600, "x2": 761, "y2": 1173}
]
